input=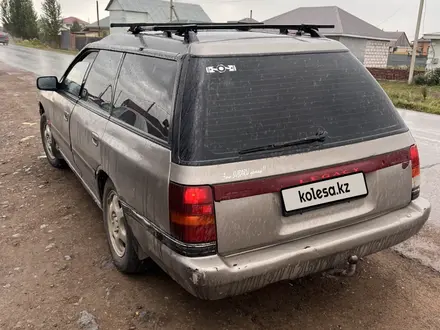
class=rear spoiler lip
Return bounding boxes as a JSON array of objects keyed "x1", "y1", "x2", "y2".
[{"x1": 213, "y1": 147, "x2": 411, "y2": 202}]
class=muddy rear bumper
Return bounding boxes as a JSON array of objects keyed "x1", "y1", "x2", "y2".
[{"x1": 135, "y1": 198, "x2": 431, "y2": 300}]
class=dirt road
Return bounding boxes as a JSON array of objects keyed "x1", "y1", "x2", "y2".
[{"x1": 1, "y1": 63, "x2": 440, "y2": 330}]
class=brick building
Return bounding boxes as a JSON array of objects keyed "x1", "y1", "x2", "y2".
[
  {"x1": 416, "y1": 38, "x2": 431, "y2": 56},
  {"x1": 265, "y1": 6, "x2": 393, "y2": 68}
]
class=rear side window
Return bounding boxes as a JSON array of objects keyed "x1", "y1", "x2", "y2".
[
  {"x1": 178, "y1": 51, "x2": 407, "y2": 165},
  {"x1": 112, "y1": 54, "x2": 177, "y2": 143},
  {"x1": 82, "y1": 50, "x2": 123, "y2": 113}
]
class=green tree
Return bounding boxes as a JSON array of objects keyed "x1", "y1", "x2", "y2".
[
  {"x1": 41, "y1": 0, "x2": 62, "y2": 43},
  {"x1": 8, "y1": 0, "x2": 21, "y2": 36},
  {"x1": 70, "y1": 20, "x2": 82, "y2": 33},
  {"x1": 0, "y1": 0, "x2": 11, "y2": 33},
  {"x1": 22, "y1": 0, "x2": 39, "y2": 39},
  {"x1": 2, "y1": 0, "x2": 38, "y2": 38},
  {"x1": 37, "y1": 18, "x2": 45, "y2": 40}
]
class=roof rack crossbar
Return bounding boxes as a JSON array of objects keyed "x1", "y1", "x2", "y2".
[{"x1": 110, "y1": 23, "x2": 335, "y2": 41}]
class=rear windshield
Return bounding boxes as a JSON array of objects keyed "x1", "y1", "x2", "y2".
[{"x1": 177, "y1": 51, "x2": 407, "y2": 165}]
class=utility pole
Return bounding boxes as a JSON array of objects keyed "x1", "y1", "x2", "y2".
[
  {"x1": 170, "y1": 0, "x2": 174, "y2": 22},
  {"x1": 408, "y1": 0, "x2": 425, "y2": 84},
  {"x1": 96, "y1": 1, "x2": 101, "y2": 37}
]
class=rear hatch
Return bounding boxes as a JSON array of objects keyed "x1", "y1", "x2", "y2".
[{"x1": 172, "y1": 51, "x2": 414, "y2": 255}]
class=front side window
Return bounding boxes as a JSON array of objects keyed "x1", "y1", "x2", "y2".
[
  {"x1": 61, "y1": 52, "x2": 97, "y2": 97},
  {"x1": 82, "y1": 50, "x2": 123, "y2": 113},
  {"x1": 112, "y1": 54, "x2": 177, "y2": 142}
]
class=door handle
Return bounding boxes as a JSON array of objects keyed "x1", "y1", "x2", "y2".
[
  {"x1": 91, "y1": 132, "x2": 99, "y2": 146},
  {"x1": 63, "y1": 112, "x2": 69, "y2": 121}
]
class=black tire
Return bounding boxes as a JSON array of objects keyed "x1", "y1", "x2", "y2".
[
  {"x1": 103, "y1": 179, "x2": 147, "y2": 274},
  {"x1": 40, "y1": 114, "x2": 67, "y2": 169}
]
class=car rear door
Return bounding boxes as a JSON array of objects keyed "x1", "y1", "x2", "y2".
[
  {"x1": 102, "y1": 53, "x2": 177, "y2": 233},
  {"x1": 69, "y1": 50, "x2": 123, "y2": 199},
  {"x1": 49, "y1": 51, "x2": 98, "y2": 166},
  {"x1": 174, "y1": 51, "x2": 413, "y2": 255}
]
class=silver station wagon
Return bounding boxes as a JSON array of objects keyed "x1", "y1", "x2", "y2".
[{"x1": 36, "y1": 23, "x2": 431, "y2": 300}]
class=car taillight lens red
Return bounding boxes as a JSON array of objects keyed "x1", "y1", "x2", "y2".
[
  {"x1": 410, "y1": 145, "x2": 420, "y2": 178},
  {"x1": 410, "y1": 144, "x2": 420, "y2": 200},
  {"x1": 169, "y1": 183, "x2": 217, "y2": 243}
]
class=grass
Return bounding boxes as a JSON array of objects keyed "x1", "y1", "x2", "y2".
[
  {"x1": 14, "y1": 39, "x2": 78, "y2": 55},
  {"x1": 379, "y1": 80, "x2": 440, "y2": 115}
]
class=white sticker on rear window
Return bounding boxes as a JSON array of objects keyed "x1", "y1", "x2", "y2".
[{"x1": 206, "y1": 64, "x2": 237, "y2": 74}]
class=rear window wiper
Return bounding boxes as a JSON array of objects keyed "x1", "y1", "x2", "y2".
[{"x1": 238, "y1": 131, "x2": 328, "y2": 155}]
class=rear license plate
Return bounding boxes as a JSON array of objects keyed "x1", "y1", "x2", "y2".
[{"x1": 281, "y1": 172, "x2": 368, "y2": 213}]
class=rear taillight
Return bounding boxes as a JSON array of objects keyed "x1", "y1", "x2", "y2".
[
  {"x1": 410, "y1": 144, "x2": 420, "y2": 200},
  {"x1": 169, "y1": 183, "x2": 217, "y2": 243}
]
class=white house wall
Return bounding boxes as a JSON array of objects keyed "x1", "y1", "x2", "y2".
[
  {"x1": 338, "y1": 36, "x2": 367, "y2": 64},
  {"x1": 108, "y1": 0, "x2": 122, "y2": 10},
  {"x1": 364, "y1": 40, "x2": 389, "y2": 68},
  {"x1": 109, "y1": 11, "x2": 149, "y2": 34},
  {"x1": 325, "y1": 36, "x2": 388, "y2": 67},
  {"x1": 106, "y1": 0, "x2": 211, "y2": 34},
  {"x1": 427, "y1": 40, "x2": 440, "y2": 70}
]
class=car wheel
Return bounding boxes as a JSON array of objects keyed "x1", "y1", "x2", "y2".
[
  {"x1": 40, "y1": 114, "x2": 66, "y2": 169},
  {"x1": 103, "y1": 179, "x2": 147, "y2": 273}
]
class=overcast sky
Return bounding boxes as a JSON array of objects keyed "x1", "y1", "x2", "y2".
[{"x1": 32, "y1": 0, "x2": 438, "y2": 39}]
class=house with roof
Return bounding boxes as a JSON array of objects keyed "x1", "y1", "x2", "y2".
[
  {"x1": 423, "y1": 32, "x2": 440, "y2": 70},
  {"x1": 62, "y1": 16, "x2": 88, "y2": 30},
  {"x1": 228, "y1": 11, "x2": 259, "y2": 24},
  {"x1": 82, "y1": 17, "x2": 111, "y2": 37},
  {"x1": 415, "y1": 37, "x2": 431, "y2": 56},
  {"x1": 105, "y1": 0, "x2": 211, "y2": 34},
  {"x1": 265, "y1": 6, "x2": 393, "y2": 68},
  {"x1": 228, "y1": 17, "x2": 260, "y2": 24},
  {"x1": 384, "y1": 31, "x2": 410, "y2": 52},
  {"x1": 384, "y1": 32, "x2": 429, "y2": 68}
]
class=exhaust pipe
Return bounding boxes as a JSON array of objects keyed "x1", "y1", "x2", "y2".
[
  {"x1": 341, "y1": 255, "x2": 359, "y2": 277},
  {"x1": 325, "y1": 255, "x2": 359, "y2": 278}
]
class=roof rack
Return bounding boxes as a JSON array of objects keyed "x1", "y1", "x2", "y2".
[{"x1": 110, "y1": 23, "x2": 335, "y2": 43}]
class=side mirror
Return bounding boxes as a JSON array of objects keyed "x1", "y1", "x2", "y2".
[{"x1": 37, "y1": 76, "x2": 58, "y2": 91}]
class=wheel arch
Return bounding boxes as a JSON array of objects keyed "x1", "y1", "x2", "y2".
[
  {"x1": 39, "y1": 102, "x2": 45, "y2": 115},
  {"x1": 97, "y1": 168, "x2": 149, "y2": 263},
  {"x1": 96, "y1": 169, "x2": 109, "y2": 203}
]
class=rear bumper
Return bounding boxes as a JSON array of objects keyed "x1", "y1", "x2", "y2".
[{"x1": 134, "y1": 198, "x2": 430, "y2": 300}]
